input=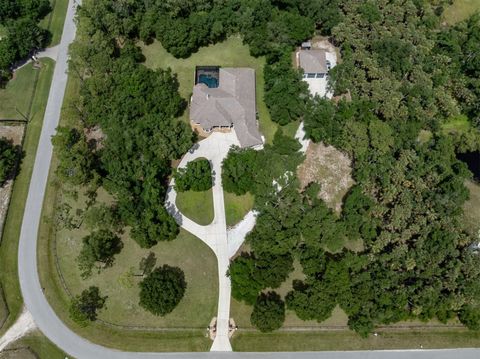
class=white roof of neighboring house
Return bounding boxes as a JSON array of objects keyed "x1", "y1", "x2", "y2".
[
  {"x1": 298, "y1": 49, "x2": 328, "y2": 74},
  {"x1": 190, "y1": 68, "x2": 263, "y2": 148}
]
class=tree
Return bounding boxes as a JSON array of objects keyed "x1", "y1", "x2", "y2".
[
  {"x1": 222, "y1": 147, "x2": 257, "y2": 195},
  {"x1": 0, "y1": 137, "x2": 18, "y2": 185},
  {"x1": 69, "y1": 286, "x2": 106, "y2": 326},
  {"x1": 77, "y1": 229, "x2": 123, "y2": 278},
  {"x1": 174, "y1": 158, "x2": 212, "y2": 192},
  {"x1": 264, "y1": 53, "x2": 309, "y2": 125},
  {"x1": 51, "y1": 127, "x2": 94, "y2": 186},
  {"x1": 228, "y1": 252, "x2": 293, "y2": 305},
  {"x1": 84, "y1": 204, "x2": 122, "y2": 232},
  {"x1": 139, "y1": 265, "x2": 186, "y2": 316},
  {"x1": 250, "y1": 291, "x2": 285, "y2": 332}
]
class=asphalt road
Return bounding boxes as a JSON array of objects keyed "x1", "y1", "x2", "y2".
[{"x1": 14, "y1": 0, "x2": 480, "y2": 358}]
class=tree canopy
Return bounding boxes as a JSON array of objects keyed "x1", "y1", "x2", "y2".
[
  {"x1": 69, "y1": 286, "x2": 106, "y2": 326},
  {"x1": 139, "y1": 265, "x2": 186, "y2": 316},
  {"x1": 174, "y1": 159, "x2": 212, "y2": 192},
  {"x1": 0, "y1": 0, "x2": 51, "y2": 84},
  {"x1": 77, "y1": 229, "x2": 123, "y2": 278},
  {"x1": 0, "y1": 137, "x2": 18, "y2": 186},
  {"x1": 250, "y1": 291, "x2": 286, "y2": 332}
]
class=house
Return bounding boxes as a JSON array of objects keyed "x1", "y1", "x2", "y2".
[
  {"x1": 296, "y1": 48, "x2": 335, "y2": 98},
  {"x1": 190, "y1": 67, "x2": 263, "y2": 148},
  {"x1": 298, "y1": 49, "x2": 331, "y2": 80}
]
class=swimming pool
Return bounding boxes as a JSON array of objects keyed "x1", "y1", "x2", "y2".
[{"x1": 198, "y1": 73, "x2": 219, "y2": 88}]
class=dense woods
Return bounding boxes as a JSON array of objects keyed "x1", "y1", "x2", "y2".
[
  {"x1": 55, "y1": 0, "x2": 480, "y2": 335},
  {"x1": 0, "y1": 0, "x2": 51, "y2": 84}
]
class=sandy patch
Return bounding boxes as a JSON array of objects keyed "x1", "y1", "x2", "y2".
[{"x1": 297, "y1": 142, "x2": 354, "y2": 213}]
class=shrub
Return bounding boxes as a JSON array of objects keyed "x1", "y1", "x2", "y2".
[{"x1": 174, "y1": 158, "x2": 212, "y2": 192}]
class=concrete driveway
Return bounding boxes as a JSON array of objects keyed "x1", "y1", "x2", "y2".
[{"x1": 166, "y1": 130, "x2": 242, "y2": 351}]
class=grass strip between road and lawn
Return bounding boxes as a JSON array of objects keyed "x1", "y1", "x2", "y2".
[
  {"x1": 231, "y1": 329, "x2": 480, "y2": 351},
  {"x1": 0, "y1": 59, "x2": 55, "y2": 336},
  {"x1": 39, "y1": 0, "x2": 69, "y2": 47}
]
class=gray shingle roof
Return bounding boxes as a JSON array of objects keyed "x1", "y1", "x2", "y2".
[
  {"x1": 190, "y1": 68, "x2": 263, "y2": 148},
  {"x1": 298, "y1": 49, "x2": 328, "y2": 73}
]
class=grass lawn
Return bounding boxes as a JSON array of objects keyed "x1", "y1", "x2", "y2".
[
  {"x1": 0, "y1": 59, "x2": 55, "y2": 335},
  {"x1": 6, "y1": 330, "x2": 66, "y2": 359},
  {"x1": 39, "y1": 0, "x2": 69, "y2": 46},
  {"x1": 0, "y1": 64, "x2": 40, "y2": 120},
  {"x1": 140, "y1": 36, "x2": 280, "y2": 143},
  {"x1": 464, "y1": 180, "x2": 480, "y2": 236},
  {"x1": 443, "y1": 0, "x2": 480, "y2": 25},
  {"x1": 232, "y1": 329, "x2": 480, "y2": 351},
  {"x1": 176, "y1": 189, "x2": 214, "y2": 225},
  {"x1": 224, "y1": 192, "x2": 254, "y2": 227}
]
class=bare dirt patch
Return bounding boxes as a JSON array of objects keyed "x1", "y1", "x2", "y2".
[
  {"x1": 297, "y1": 142, "x2": 354, "y2": 213},
  {"x1": 0, "y1": 125, "x2": 25, "y2": 238}
]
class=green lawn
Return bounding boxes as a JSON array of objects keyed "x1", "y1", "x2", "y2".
[
  {"x1": 464, "y1": 180, "x2": 480, "y2": 236},
  {"x1": 5, "y1": 330, "x2": 66, "y2": 359},
  {"x1": 443, "y1": 0, "x2": 480, "y2": 25},
  {"x1": 176, "y1": 189, "x2": 214, "y2": 225},
  {"x1": 39, "y1": 0, "x2": 69, "y2": 46},
  {"x1": 0, "y1": 59, "x2": 55, "y2": 335},
  {"x1": 224, "y1": 192, "x2": 254, "y2": 227},
  {"x1": 140, "y1": 36, "x2": 279, "y2": 143},
  {"x1": 0, "y1": 64, "x2": 39, "y2": 120},
  {"x1": 232, "y1": 329, "x2": 480, "y2": 351}
]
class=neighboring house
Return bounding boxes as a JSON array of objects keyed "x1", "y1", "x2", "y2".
[
  {"x1": 296, "y1": 48, "x2": 336, "y2": 98},
  {"x1": 190, "y1": 66, "x2": 263, "y2": 148}
]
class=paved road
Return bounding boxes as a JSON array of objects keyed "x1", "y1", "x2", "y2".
[{"x1": 12, "y1": 0, "x2": 480, "y2": 358}]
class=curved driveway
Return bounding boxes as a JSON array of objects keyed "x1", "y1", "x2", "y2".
[{"x1": 13, "y1": 0, "x2": 480, "y2": 357}]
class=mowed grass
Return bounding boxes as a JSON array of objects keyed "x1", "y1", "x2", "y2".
[
  {"x1": 224, "y1": 192, "x2": 254, "y2": 227},
  {"x1": 39, "y1": 0, "x2": 69, "y2": 46},
  {"x1": 0, "y1": 64, "x2": 39, "y2": 120},
  {"x1": 6, "y1": 330, "x2": 66, "y2": 359},
  {"x1": 140, "y1": 36, "x2": 279, "y2": 143},
  {"x1": 0, "y1": 59, "x2": 55, "y2": 335},
  {"x1": 176, "y1": 189, "x2": 214, "y2": 225},
  {"x1": 443, "y1": 0, "x2": 480, "y2": 25},
  {"x1": 232, "y1": 329, "x2": 480, "y2": 351},
  {"x1": 464, "y1": 180, "x2": 480, "y2": 235}
]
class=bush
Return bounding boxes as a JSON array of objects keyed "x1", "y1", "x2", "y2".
[
  {"x1": 69, "y1": 286, "x2": 106, "y2": 326},
  {"x1": 139, "y1": 265, "x2": 186, "y2": 316},
  {"x1": 174, "y1": 158, "x2": 212, "y2": 192},
  {"x1": 250, "y1": 291, "x2": 285, "y2": 332}
]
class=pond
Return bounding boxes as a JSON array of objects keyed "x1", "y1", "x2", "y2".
[{"x1": 457, "y1": 151, "x2": 480, "y2": 181}]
